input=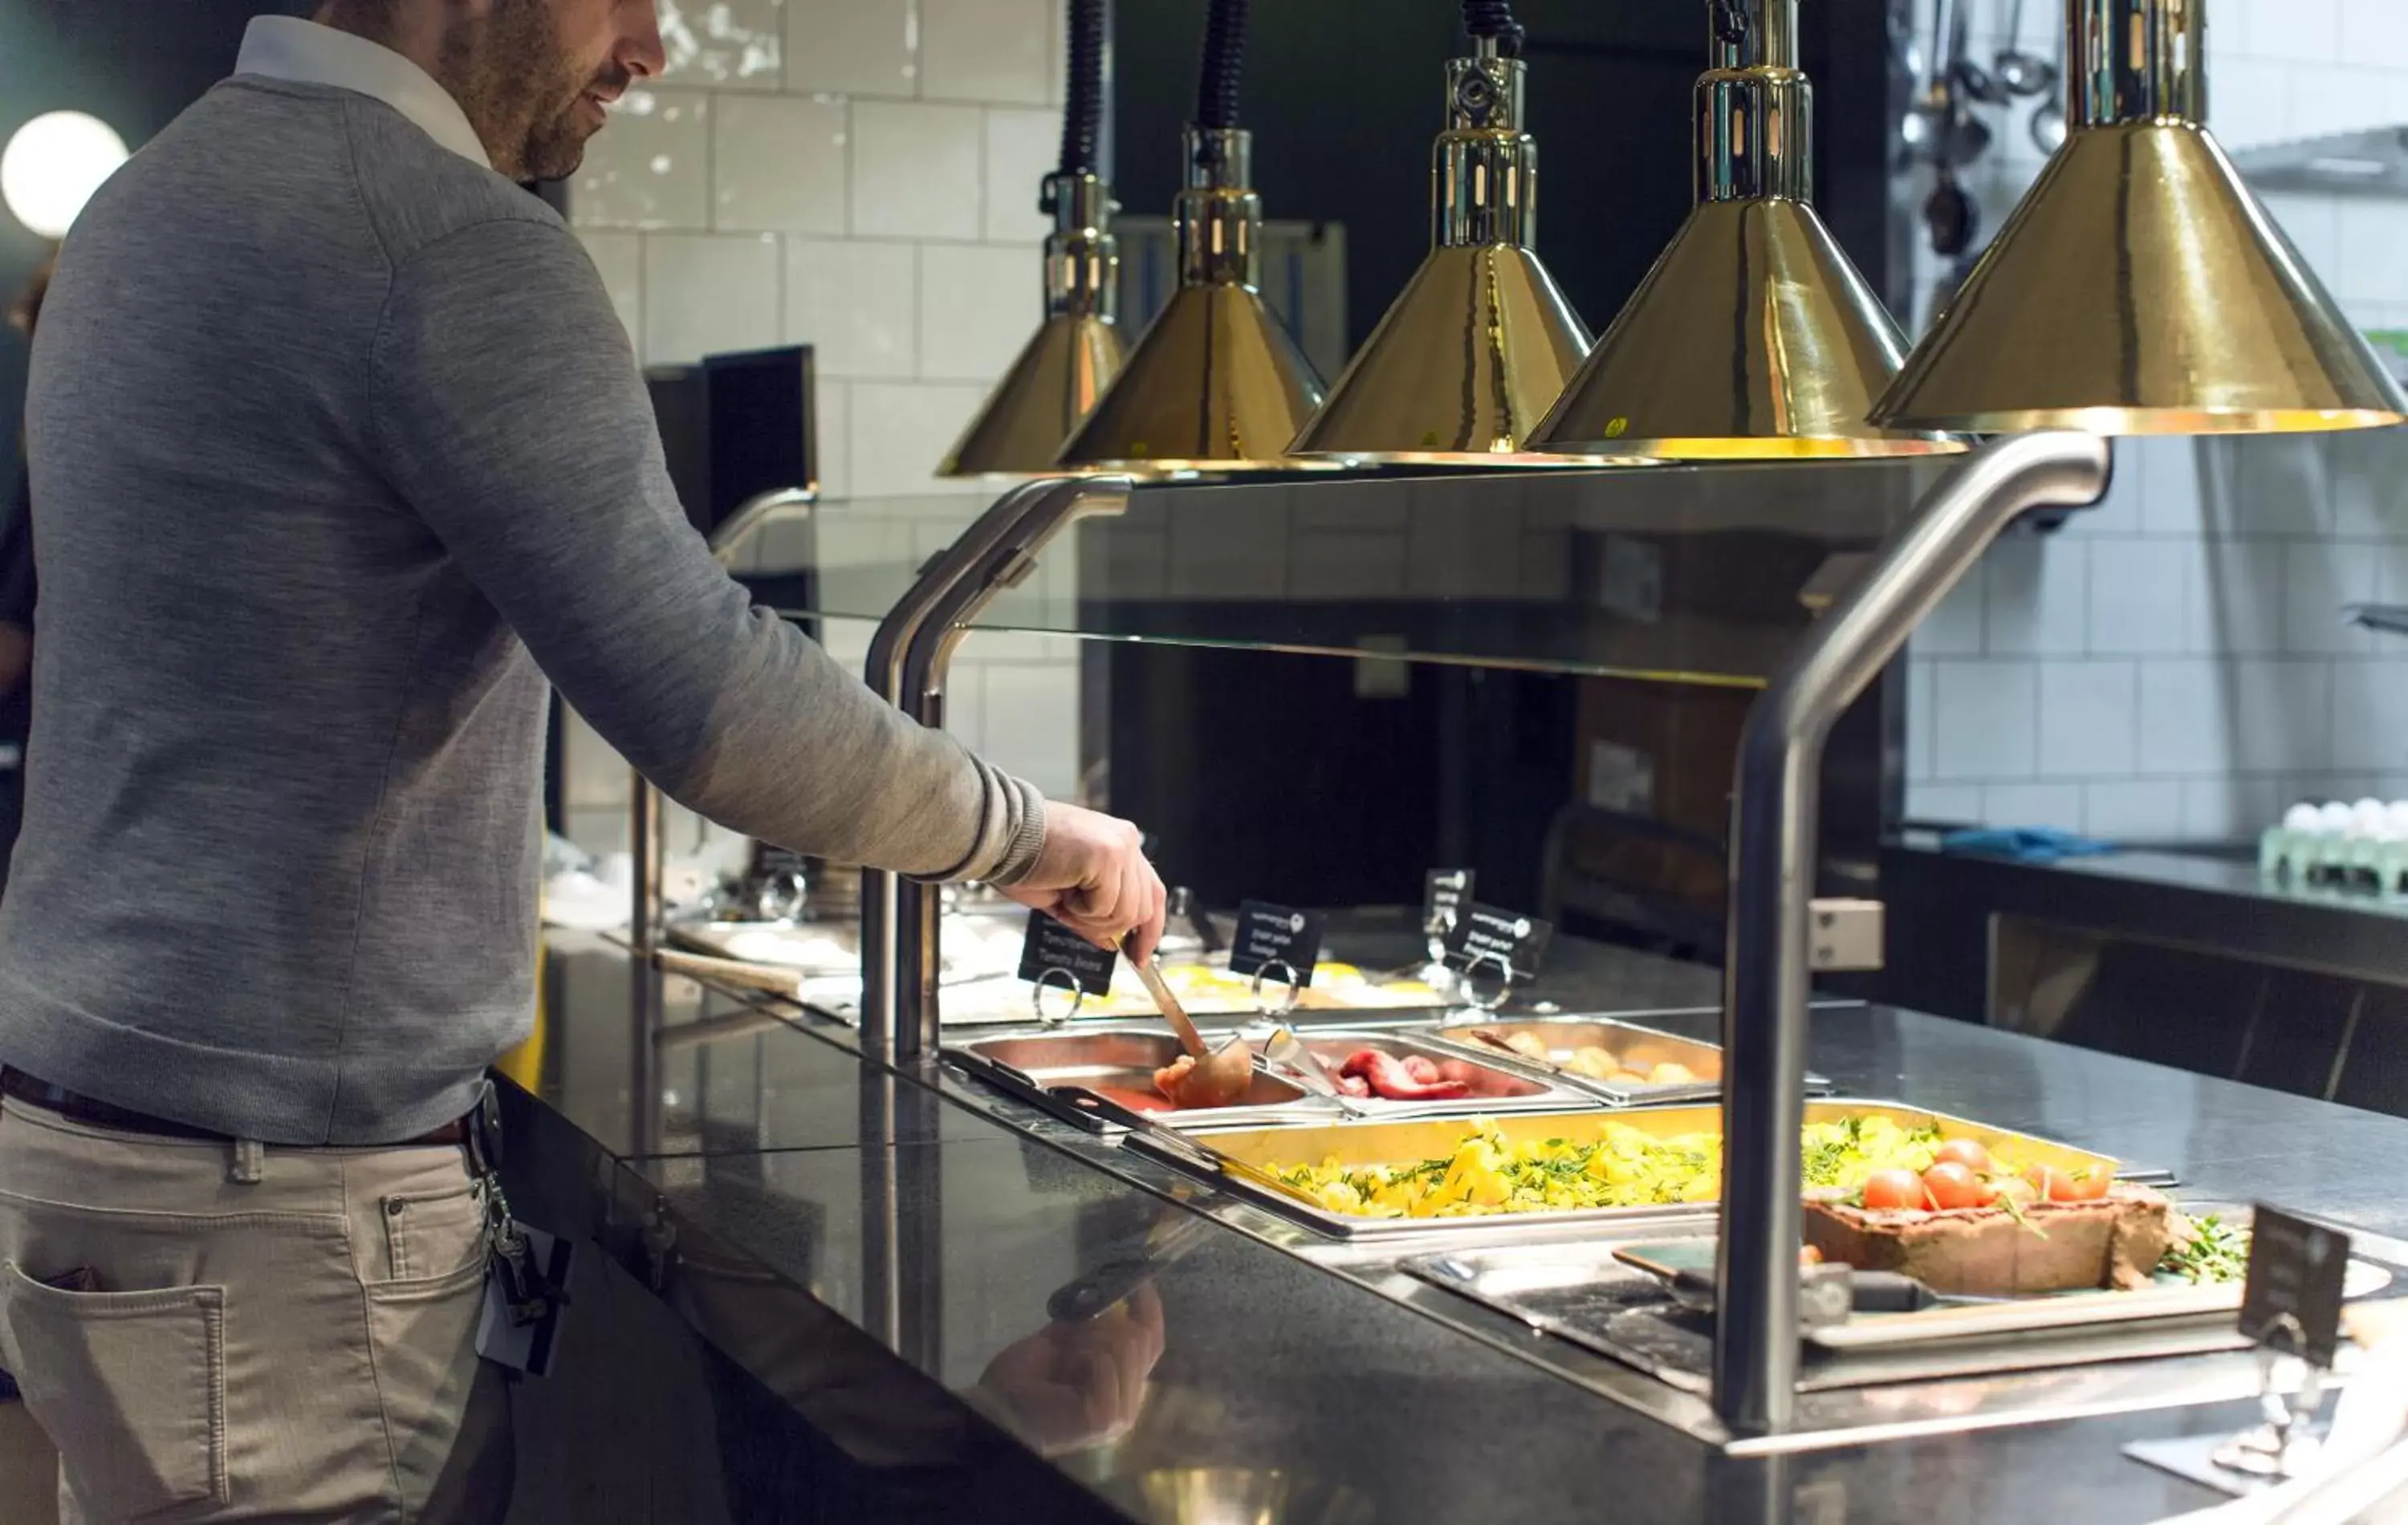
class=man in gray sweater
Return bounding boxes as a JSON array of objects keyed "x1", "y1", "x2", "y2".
[{"x1": 0, "y1": 0, "x2": 1165, "y2": 1518}]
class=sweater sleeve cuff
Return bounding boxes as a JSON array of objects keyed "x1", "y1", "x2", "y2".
[
  {"x1": 982, "y1": 775, "x2": 1048, "y2": 887},
  {"x1": 908, "y1": 761, "x2": 1047, "y2": 886}
]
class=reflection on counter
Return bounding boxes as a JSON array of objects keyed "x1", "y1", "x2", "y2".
[{"x1": 506, "y1": 933, "x2": 2408, "y2": 1522}]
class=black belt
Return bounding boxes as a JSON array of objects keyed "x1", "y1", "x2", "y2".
[{"x1": 0, "y1": 1068, "x2": 469, "y2": 1147}]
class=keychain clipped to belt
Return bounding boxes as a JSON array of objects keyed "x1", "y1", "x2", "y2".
[{"x1": 464, "y1": 1080, "x2": 573, "y2": 1376}]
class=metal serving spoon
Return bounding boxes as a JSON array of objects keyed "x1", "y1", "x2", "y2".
[{"x1": 1122, "y1": 936, "x2": 1254, "y2": 1109}]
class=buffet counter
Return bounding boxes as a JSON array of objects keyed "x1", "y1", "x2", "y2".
[
  {"x1": 496, "y1": 931, "x2": 2408, "y2": 1525},
  {"x1": 1881, "y1": 839, "x2": 2408, "y2": 1120}
]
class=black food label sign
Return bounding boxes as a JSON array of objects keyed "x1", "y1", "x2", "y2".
[
  {"x1": 2239, "y1": 1204, "x2": 2351, "y2": 1368},
  {"x1": 1228, "y1": 901, "x2": 1324, "y2": 986},
  {"x1": 1017, "y1": 913, "x2": 1119, "y2": 996},
  {"x1": 1442, "y1": 902, "x2": 1552, "y2": 980},
  {"x1": 1423, "y1": 868, "x2": 1474, "y2": 933}
]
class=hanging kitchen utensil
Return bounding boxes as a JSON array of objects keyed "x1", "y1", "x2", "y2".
[
  {"x1": 1946, "y1": 0, "x2": 2007, "y2": 106},
  {"x1": 1934, "y1": 3, "x2": 1995, "y2": 167},
  {"x1": 1925, "y1": 119, "x2": 1981, "y2": 255},
  {"x1": 1898, "y1": 0, "x2": 1950, "y2": 169},
  {"x1": 2029, "y1": 17, "x2": 2068, "y2": 155},
  {"x1": 1995, "y1": 0, "x2": 2056, "y2": 97}
]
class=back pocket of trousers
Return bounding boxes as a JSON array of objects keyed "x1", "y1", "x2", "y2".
[{"x1": 0, "y1": 1260, "x2": 229, "y2": 1516}]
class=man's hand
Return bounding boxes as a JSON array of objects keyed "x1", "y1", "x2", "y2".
[
  {"x1": 972, "y1": 1284, "x2": 1166, "y2": 1455},
  {"x1": 1000, "y1": 801, "x2": 1167, "y2": 963}
]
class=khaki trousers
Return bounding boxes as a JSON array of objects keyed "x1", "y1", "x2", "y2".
[{"x1": 0, "y1": 1096, "x2": 512, "y2": 1523}]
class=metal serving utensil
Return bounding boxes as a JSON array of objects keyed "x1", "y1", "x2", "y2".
[{"x1": 1122, "y1": 935, "x2": 1254, "y2": 1108}]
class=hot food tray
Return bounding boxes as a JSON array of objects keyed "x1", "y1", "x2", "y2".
[
  {"x1": 1274, "y1": 1031, "x2": 1595, "y2": 1118},
  {"x1": 942, "y1": 1027, "x2": 1339, "y2": 1133},
  {"x1": 1412, "y1": 1015, "x2": 1832, "y2": 1107},
  {"x1": 1119, "y1": 1100, "x2": 2121, "y2": 1243},
  {"x1": 1401, "y1": 1216, "x2": 2404, "y2": 1391}
]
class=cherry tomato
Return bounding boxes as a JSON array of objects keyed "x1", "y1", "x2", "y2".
[
  {"x1": 2026, "y1": 1163, "x2": 2111, "y2": 1202},
  {"x1": 1922, "y1": 1161, "x2": 1994, "y2": 1210},
  {"x1": 1932, "y1": 1138, "x2": 1992, "y2": 1174},
  {"x1": 1800, "y1": 1244, "x2": 1823, "y2": 1266},
  {"x1": 1861, "y1": 1169, "x2": 1928, "y2": 1211}
]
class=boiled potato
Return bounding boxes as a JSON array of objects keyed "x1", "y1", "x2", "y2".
[
  {"x1": 1648, "y1": 1060, "x2": 1698, "y2": 1085},
  {"x1": 1566, "y1": 1047, "x2": 1620, "y2": 1080},
  {"x1": 1503, "y1": 1031, "x2": 1551, "y2": 1060}
]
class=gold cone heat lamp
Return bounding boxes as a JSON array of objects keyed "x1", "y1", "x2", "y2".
[
  {"x1": 1291, "y1": 3, "x2": 1606, "y2": 465},
  {"x1": 1055, "y1": 0, "x2": 1328, "y2": 473},
  {"x1": 1871, "y1": 0, "x2": 2405, "y2": 434},
  {"x1": 1527, "y1": 0, "x2": 1957, "y2": 460},
  {"x1": 940, "y1": 0, "x2": 1125, "y2": 476}
]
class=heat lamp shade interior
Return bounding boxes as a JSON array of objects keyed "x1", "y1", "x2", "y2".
[
  {"x1": 1290, "y1": 243, "x2": 1604, "y2": 464},
  {"x1": 940, "y1": 313, "x2": 1127, "y2": 477},
  {"x1": 1053, "y1": 283, "x2": 1327, "y2": 471},
  {"x1": 1870, "y1": 123, "x2": 2406, "y2": 435},
  {"x1": 1527, "y1": 199, "x2": 1962, "y2": 459}
]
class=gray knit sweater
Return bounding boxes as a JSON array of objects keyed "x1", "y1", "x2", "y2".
[{"x1": 1, "y1": 75, "x2": 1043, "y2": 1144}]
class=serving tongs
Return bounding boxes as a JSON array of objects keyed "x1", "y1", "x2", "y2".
[{"x1": 1259, "y1": 1025, "x2": 1357, "y2": 1106}]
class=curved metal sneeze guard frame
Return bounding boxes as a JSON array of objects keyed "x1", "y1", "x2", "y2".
[
  {"x1": 1712, "y1": 432, "x2": 2113, "y2": 1437},
  {"x1": 859, "y1": 475, "x2": 1135, "y2": 1064},
  {"x1": 629, "y1": 488, "x2": 820, "y2": 954}
]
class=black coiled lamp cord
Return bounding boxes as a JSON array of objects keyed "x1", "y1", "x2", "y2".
[
  {"x1": 1056, "y1": 0, "x2": 1108, "y2": 177},
  {"x1": 1194, "y1": 0, "x2": 1249, "y2": 132},
  {"x1": 1462, "y1": 0, "x2": 1524, "y2": 57}
]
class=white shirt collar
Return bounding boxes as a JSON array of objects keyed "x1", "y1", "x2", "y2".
[{"x1": 234, "y1": 16, "x2": 493, "y2": 171}]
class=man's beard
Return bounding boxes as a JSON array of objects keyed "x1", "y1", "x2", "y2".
[{"x1": 439, "y1": 0, "x2": 617, "y2": 181}]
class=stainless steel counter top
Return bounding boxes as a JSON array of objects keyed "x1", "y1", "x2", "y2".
[{"x1": 505, "y1": 931, "x2": 2408, "y2": 1523}]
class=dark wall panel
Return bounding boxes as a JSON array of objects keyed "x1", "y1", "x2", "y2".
[{"x1": 1113, "y1": 0, "x2": 1893, "y2": 356}]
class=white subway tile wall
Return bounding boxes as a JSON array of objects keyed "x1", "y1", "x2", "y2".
[
  {"x1": 567, "y1": 1, "x2": 1089, "y2": 846},
  {"x1": 784, "y1": 0, "x2": 919, "y2": 98},
  {"x1": 850, "y1": 100, "x2": 987, "y2": 239},
  {"x1": 982, "y1": 108, "x2": 1060, "y2": 243},
  {"x1": 641, "y1": 232, "x2": 781, "y2": 364},
  {"x1": 783, "y1": 238, "x2": 919, "y2": 377},
  {"x1": 1906, "y1": 0, "x2": 2408, "y2": 840},
  {"x1": 571, "y1": 89, "x2": 711, "y2": 230},
  {"x1": 654, "y1": 0, "x2": 783, "y2": 92},
  {"x1": 711, "y1": 95, "x2": 849, "y2": 234},
  {"x1": 919, "y1": 0, "x2": 1053, "y2": 107},
  {"x1": 919, "y1": 242, "x2": 1043, "y2": 380},
  {"x1": 2036, "y1": 662, "x2": 2139, "y2": 779}
]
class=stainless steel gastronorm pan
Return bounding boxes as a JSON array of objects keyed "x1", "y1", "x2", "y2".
[
  {"x1": 1120, "y1": 1100, "x2": 2121, "y2": 1242},
  {"x1": 1279, "y1": 1031, "x2": 1596, "y2": 1117},
  {"x1": 1410, "y1": 1015, "x2": 1832, "y2": 1106},
  {"x1": 943, "y1": 1027, "x2": 1337, "y2": 1132}
]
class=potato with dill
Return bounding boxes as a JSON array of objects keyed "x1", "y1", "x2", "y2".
[{"x1": 1270, "y1": 1115, "x2": 1963, "y2": 1220}]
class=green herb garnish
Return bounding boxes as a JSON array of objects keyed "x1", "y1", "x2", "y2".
[{"x1": 2161, "y1": 1213, "x2": 2250, "y2": 1284}]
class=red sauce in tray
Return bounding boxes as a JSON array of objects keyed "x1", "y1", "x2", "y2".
[{"x1": 1086, "y1": 1084, "x2": 1176, "y2": 1113}]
